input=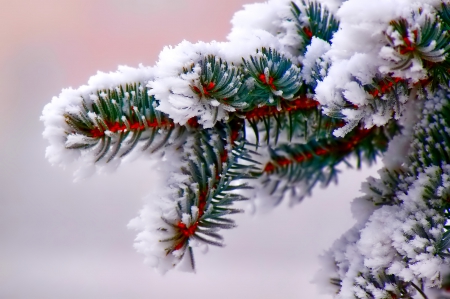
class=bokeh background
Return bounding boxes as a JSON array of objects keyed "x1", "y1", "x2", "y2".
[{"x1": 0, "y1": 1, "x2": 381, "y2": 298}]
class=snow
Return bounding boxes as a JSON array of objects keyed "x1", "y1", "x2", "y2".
[
  {"x1": 317, "y1": 91, "x2": 450, "y2": 298},
  {"x1": 315, "y1": 0, "x2": 446, "y2": 135},
  {"x1": 127, "y1": 147, "x2": 190, "y2": 274},
  {"x1": 41, "y1": 65, "x2": 154, "y2": 179},
  {"x1": 300, "y1": 37, "x2": 331, "y2": 84}
]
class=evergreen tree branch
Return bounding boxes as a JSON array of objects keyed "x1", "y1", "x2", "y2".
[
  {"x1": 252, "y1": 122, "x2": 398, "y2": 206},
  {"x1": 290, "y1": 0, "x2": 339, "y2": 51},
  {"x1": 129, "y1": 119, "x2": 257, "y2": 272},
  {"x1": 41, "y1": 1, "x2": 450, "y2": 295},
  {"x1": 243, "y1": 96, "x2": 341, "y2": 146},
  {"x1": 320, "y1": 89, "x2": 450, "y2": 298},
  {"x1": 64, "y1": 83, "x2": 196, "y2": 163}
]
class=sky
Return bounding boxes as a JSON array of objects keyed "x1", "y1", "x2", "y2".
[{"x1": 0, "y1": 1, "x2": 382, "y2": 298}]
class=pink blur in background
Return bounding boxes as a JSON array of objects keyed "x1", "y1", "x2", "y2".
[{"x1": 0, "y1": 1, "x2": 380, "y2": 298}]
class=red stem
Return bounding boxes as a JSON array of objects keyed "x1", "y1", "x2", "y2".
[
  {"x1": 172, "y1": 127, "x2": 241, "y2": 250},
  {"x1": 172, "y1": 120, "x2": 243, "y2": 250},
  {"x1": 263, "y1": 128, "x2": 373, "y2": 173},
  {"x1": 369, "y1": 77, "x2": 404, "y2": 98},
  {"x1": 90, "y1": 118, "x2": 176, "y2": 138},
  {"x1": 245, "y1": 96, "x2": 319, "y2": 121}
]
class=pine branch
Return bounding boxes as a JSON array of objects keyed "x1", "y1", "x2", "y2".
[
  {"x1": 386, "y1": 15, "x2": 450, "y2": 90},
  {"x1": 244, "y1": 96, "x2": 333, "y2": 145},
  {"x1": 165, "y1": 121, "x2": 254, "y2": 256},
  {"x1": 185, "y1": 55, "x2": 249, "y2": 110},
  {"x1": 130, "y1": 119, "x2": 257, "y2": 272},
  {"x1": 322, "y1": 89, "x2": 450, "y2": 298},
  {"x1": 254, "y1": 122, "x2": 398, "y2": 205},
  {"x1": 41, "y1": 0, "x2": 450, "y2": 294},
  {"x1": 242, "y1": 47, "x2": 302, "y2": 109},
  {"x1": 64, "y1": 82, "x2": 195, "y2": 163},
  {"x1": 314, "y1": 3, "x2": 450, "y2": 137},
  {"x1": 291, "y1": 0, "x2": 339, "y2": 51}
]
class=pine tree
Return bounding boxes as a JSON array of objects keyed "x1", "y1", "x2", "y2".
[{"x1": 41, "y1": 0, "x2": 450, "y2": 297}]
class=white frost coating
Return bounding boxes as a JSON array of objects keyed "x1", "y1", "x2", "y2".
[
  {"x1": 318, "y1": 169, "x2": 447, "y2": 298},
  {"x1": 128, "y1": 131, "x2": 232, "y2": 274},
  {"x1": 223, "y1": 29, "x2": 288, "y2": 63},
  {"x1": 313, "y1": 227, "x2": 365, "y2": 298},
  {"x1": 227, "y1": 0, "x2": 299, "y2": 59},
  {"x1": 41, "y1": 0, "x2": 450, "y2": 289},
  {"x1": 240, "y1": 125, "x2": 325, "y2": 212},
  {"x1": 316, "y1": 92, "x2": 450, "y2": 297},
  {"x1": 149, "y1": 0, "x2": 352, "y2": 130},
  {"x1": 150, "y1": 35, "x2": 292, "y2": 128},
  {"x1": 228, "y1": 0, "x2": 343, "y2": 59},
  {"x1": 153, "y1": 41, "x2": 221, "y2": 78},
  {"x1": 128, "y1": 148, "x2": 195, "y2": 274},
  {"x1": 316, "y1": 0, "x2": 345, "y2": 12},
  {"x1": 382, "y1": 93, "x2": 423, "y2": 169},
  {"x1": 228, "y1": 2, "x2": 286, "y2": 39},
  {"x1": 150, "y1": 41, "x2": 238, "y2": 128},
  {"x1": 41, "y1": 65, "x2": 154, "y2": 179},
  {"x1": 301, "y1": 37, "x2": 331, "y2": 84},
  {"x1": 315, "y1": 0, "x2": 443, "y2": 135}
]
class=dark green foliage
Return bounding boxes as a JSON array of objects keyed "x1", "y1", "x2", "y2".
[
  {"x1": 291, "y1": 0, "x2": 339, "y2": 52},
  {"x1": 352, "y1": 272, "x2": 419, "y2": 299},
  {"x1": 48, "y1": 0, "x2": 450, "y2": 293},
  {"x1": 306, "y1": 55, "x2": 330, "y2": 90},
  {"x1": 349, "y1": 90, "x2": 450, "y2": 296},
  {"x1": 387, "y1": 14, "x2": 450, "y2": 90},
  {"x1": 245, "y1": 99, "x2": 340, "y2": 146},
  {"x1": 439, "y1": 2, "x2": 450, "y2": 31},
  {"x1": 353, "y1": 172, "x2": 445, "y2": 299},
  {"x1": 363, "y1": 167, "x2": 409, "y2": 207},
  {"x1": 161, "y1": 120, "x2": 258, "y2": 260},
  {"x1": 242, "y1": 48, "x2": 302, "y2": 109},
  {"x1": 257, "y1": 122, "x2": 399, "y2": 205},
  {"x1": 409, "y1": 96, "x2": 450, "y2": 174},
  {"x1": 408, "y1": 91, "x2": 450, "y2": 258},
  {"x1": 186, "y1": 55, "x2": 250, "y2": 109},
  {"x1": 64, "y1": 83, "x2": 190, "y2": 162},
  {"x1": 326, "y1": 75, "x2": 410, "y2": 130},
  {"x1": 366, "y1": 76, "x2": 410, "y2": 117}
]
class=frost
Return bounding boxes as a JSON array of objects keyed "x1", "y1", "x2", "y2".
[
  {"x1": 316, "y1": 92, "x2": 450, "y2": 297},
  {"x1": 301, "y1": 37, "x2": 331, "y2": 84},
  {"x1": 315, "y1": 0, "x2": 445, "y2": 136},
  {"x1": 41, "y1": 65, "x2": 154, "y2": 179},
  {"x1": 127, "y1": 148, "x2": 193, "y2": 274}
]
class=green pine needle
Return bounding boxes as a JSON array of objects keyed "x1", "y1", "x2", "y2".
[{"x1": 64, "y1": 83, "x2": 191, "y2": 162}]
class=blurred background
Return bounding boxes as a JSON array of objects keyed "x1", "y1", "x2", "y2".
[{"x1": 0, "y1": 0, "x2": 381, "y2": 298}]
